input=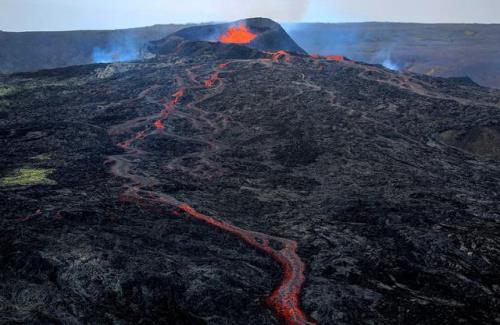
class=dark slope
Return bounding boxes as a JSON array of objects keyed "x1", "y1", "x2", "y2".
[
  {"x1": 0, "y1": 24, "x2": 191, "y2": 73},
  {"x1": 1, "y1": 38, "x2": 500, "y2": 324},
  {"x1": 284, "y1": 22, "x2": 500, "y2": 89},
  {"x1": 2, "y1": 22, "x2": 499, "y2": 89}
]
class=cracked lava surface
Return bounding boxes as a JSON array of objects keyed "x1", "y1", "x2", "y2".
[
  {"x1": 2, "y1": 42, "x2": 500, "y2": 324},
  {"x1": 107, "y1": 61, "x2": 316, "y2": 324}
]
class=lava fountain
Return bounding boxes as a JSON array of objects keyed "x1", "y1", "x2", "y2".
[{"x1": 219, "y1": 24, "x2": 257, "y2": 44}]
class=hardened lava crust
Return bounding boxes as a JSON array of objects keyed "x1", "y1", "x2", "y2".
[{"x1": 1, "y1": 36, "x2": 500, "y2": 324}]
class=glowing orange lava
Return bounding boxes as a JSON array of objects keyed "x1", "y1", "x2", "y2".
[
  {"x1": 154, "y1": 119, "x2": 165, "y2": 129},
  {"x1": 118, "y1": 130, "x2": 146, "y2": 149},
  {"x1": 219, "y1": 24, "x2": 257, "y2": 44},
  {"x1": 177, "y1": 203, "x2": 315, "y2": 325},
  {"x1": 160, "y1": 89, "x2": 184, "y2": 119},
  {"x1": 325, "y1": 55, "x2": 345, "y2": 62},
  {"x1": 204, "y1": 72, "x2": 219, "y2": 88},
  {"x1": 118, "y1": 90, "x2": 184, "y2": 149},
  {"x1": 111, "y1": 64, "x2": 315, "y2": 324},
  {"x1": 204, "y1": 63, "x2": 229, "y2": 88},
  {"x1": 310, "y1": 54, "x2": 345, "y2": 62},
  {"x1": 270, "y1": 50, "x2": 291, "y2": 62}
]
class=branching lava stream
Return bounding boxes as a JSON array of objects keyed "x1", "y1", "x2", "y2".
[{"x1": 106, "y1": 61, "x2": 316, "y2": 324}]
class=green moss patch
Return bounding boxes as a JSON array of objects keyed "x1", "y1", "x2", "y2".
[
  {"x1": 0, "y1": 85, "x2": 17, "y2": 97},
  {"x1": 0, "y1": 167, "x2": 56, "y2": 186}
]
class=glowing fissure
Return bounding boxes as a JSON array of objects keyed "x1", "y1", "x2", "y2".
[
  {"x1": 204, "y1": 71, "x2": 220, "y2": 88},
  {"x1": 108, "y1": 62, "x2": 315, "y2": 325},
  {"x1": 270, "y1": 50, "x2": 292, "y2": 62},
  {"x1": 154, "y1": 119, "x2": 165, "y2": 130},
  {"x1": 177, "y1": 203, "x2": 314, "y2": 324},
  {"x1": 118, "y1": 89, "x2": 184, "y2": 148},
  {"x1": 325, "y1": 55, "x2": 345, "y2": 62},
  {"x1": 310, "y1": 54, "x2": 345, "y2": 62},
  {"x1": 219, "y1": 24, "x2": 257, "y2": 44}
]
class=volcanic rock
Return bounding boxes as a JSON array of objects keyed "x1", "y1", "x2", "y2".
[{"x1": 1, "y1": 21, "x2": 500, "y2": 325}]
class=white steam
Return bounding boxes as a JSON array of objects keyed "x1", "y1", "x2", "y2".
[{"x1": 215, "y1": 0, "x2": 310, "y2": 22}]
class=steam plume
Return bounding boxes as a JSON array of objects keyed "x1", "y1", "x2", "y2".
[
  {"x1": 92, "y1": 36, "x2": 140, "y2": 63},
  {"x1": 216, "y1": 0, "x2": 310, "y2": 21}
]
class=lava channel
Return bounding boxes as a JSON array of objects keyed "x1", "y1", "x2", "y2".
[
  {"x1": 178, "y1": 203, "x2": 316, "y2": 325},
  {"x1": 110, "y1": 66, "x2": 315, "y2": 324},
  {"x1": 270, "y1": 50, "x2": 292, "y2": 62}
]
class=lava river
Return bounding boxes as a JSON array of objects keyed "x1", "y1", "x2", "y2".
[{"x1": 106, "y1": 62, "x2": 316, "y2": 325}]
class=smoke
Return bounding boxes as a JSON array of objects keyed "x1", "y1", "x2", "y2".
[
  {"x1": 216, "y1": 0, "x2": 310, "y2": 22},
  {"x1": 283, "y1": 23, "x2": 365, "y2": 56},
  {"x1": 382, "y1": 58, "x2": 399, "y2": 70},
  {"x1": 92, "y1": 35, "x2": 141, "y2": 63},
  {"x1": 372, "y1": 45, "x2": 400, "y2": 71},
  {"x1": 285, "y1": 23, "x2": 405, "y2": 71}
]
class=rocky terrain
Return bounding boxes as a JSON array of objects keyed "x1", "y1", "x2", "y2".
[
  {"x1": 285, "y1": 22, "x2": 500, "y2": 89},
  {"x1": 2, "y1": 21, "x2": 500, "y2": 89},
  {"x1": 1, "y1": 19, "x2": 500, "y2": 324},
  {"x1": 0, "y1": 24, "x2": 192, "y2": 72}
]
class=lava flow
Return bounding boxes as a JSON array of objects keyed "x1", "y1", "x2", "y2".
[
  {"x1": 108, "y1": 63, "x2": 315, "y2": 325},
  {"x1": 178, "y1": 203, "x2": 315, "y2": 325},
  {"x1": 153, "y1": 119, "x2": 165, "y2": 130},
  {"x1": 118, "y1": 130, "x2": 146, "y2": 149},
  {"x1": 117, "y1": 89, "x2": 185, "y2": 148},
  {"x1": 325, "y1": 55, "x2": 345, "y2": 62},
  {"x1": 204, "y1": 63, "x2": 228, "y2": 89},
  {"x1": 204, "y1": 71, "x2": 220, "y2": 88},
  {"x1": 310, "y1": 54, "x2": 345, "y2": 62},
  {"x1": 270, "y1": 50, "x2": 292, "y2": 62},
  {"x1": 160, "y1": 89, "x2": 184, "y2": 119},
  {"x1": 219, "y1": 24, "x2": 257, "y2": 44}
]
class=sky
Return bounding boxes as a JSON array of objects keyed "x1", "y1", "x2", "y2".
[{"x1": 0, "y1": 0, "x2": 499, "y2": 31}]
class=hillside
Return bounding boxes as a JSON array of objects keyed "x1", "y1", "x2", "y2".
[
  {"x1": 0, "y1": 24, "x2": 191, "y2": 73},
  {"x1": 1, "y1": 20, "x2": 500, "y2": 324},
  {"x1": 284, "y1": 22, "x2": 500, "y2": 89},
  {"x1": 1, "y1": 22, "x2": 499, "y2": 89}
]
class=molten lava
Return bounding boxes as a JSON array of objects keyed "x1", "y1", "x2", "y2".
[
  {"x1": 270, "y1": 50, "x2": 291, "y2": 62},
  {"x1": 219, "y1": 24, "x2": 257, "y2": 44},
  {"x1": 154, "y1": 119, "x2": 165, "y2": 130},
  {"x1": 204, "y1": 72, "x2": 219, "y2": 88},
  {"x1": 110, "y1": 63, "x2": 315, "y2": 325},
  {"x1": 118, "y1": 130, "x2": 146, "y2": 149},
  {"x1": 310, "y1": 54, "x2": 345, "y2": 62},
  {"x1": 160, "y1": 89, "x2": 184, "y2": 119},
  {"x1": 177, "y1": 203, "x2": 315, "y2": 325},
  {"x1": 204, "y1": 63, "x2": 228, "y2": 88},
  {"x1": 325, "y1": 55, "x2": 345, "y2": 62},
  {"x1": 118, "y1": 90, "x2": 184, "y2": 149}
]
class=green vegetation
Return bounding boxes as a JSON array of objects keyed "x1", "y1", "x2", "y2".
[
  {"x1": 0, "y1": 85, "x2": 17, "y2": 97},
  {"x1": 0, "y1": 167, "x2": 56, "y2": 186}
]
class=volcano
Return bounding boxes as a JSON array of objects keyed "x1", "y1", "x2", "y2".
[
  {"x1": 147, "y1": 18, "x2": 307, "y2": 58},
  {"x1": 1, "y1": 18, "x2": 500, "y2": 325}
]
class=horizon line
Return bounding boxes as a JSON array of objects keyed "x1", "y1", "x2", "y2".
[{"x1": 2, "y1": 19, "x2": 500, "y2": 33}]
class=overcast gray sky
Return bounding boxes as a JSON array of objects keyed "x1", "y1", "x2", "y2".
[{"x1": 1, "y1": 0, "x2": 499, "y2": 31}]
